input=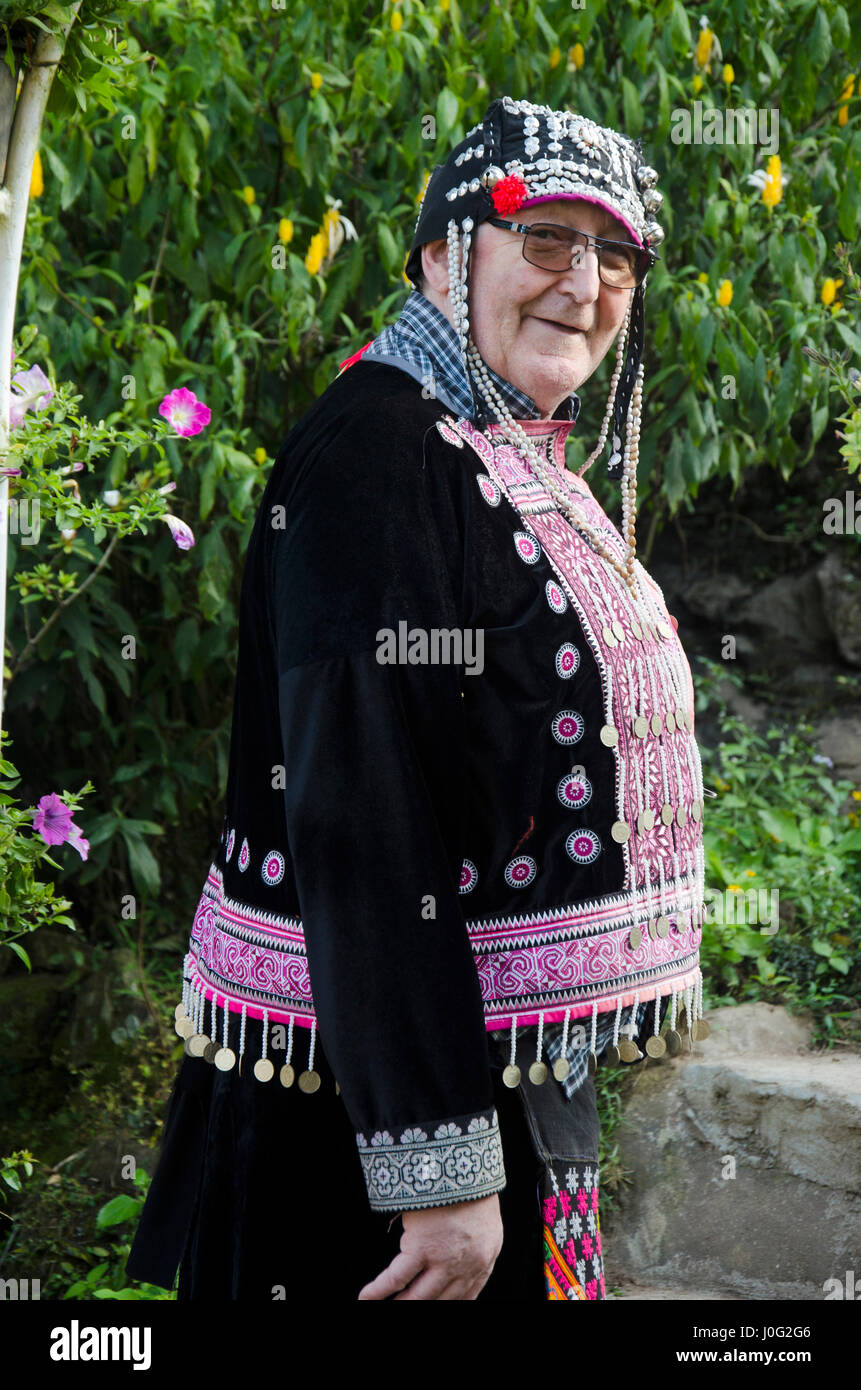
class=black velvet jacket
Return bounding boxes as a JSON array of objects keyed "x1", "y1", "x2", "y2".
[{"x1": 180, "y1": 357, "x2": 705, "y2": 1213}]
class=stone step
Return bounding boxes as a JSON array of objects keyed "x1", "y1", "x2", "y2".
[
  {"x1": 602, "y1": 1002, "x2": 861, "y2": 1300},
  {"x1": 605, "y1": 1277, "x2": 743, "y2": 1300}
]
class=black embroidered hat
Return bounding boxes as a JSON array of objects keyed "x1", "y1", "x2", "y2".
[{"x1": 404, "y1": 95, "x2": 665, "y2": 482}]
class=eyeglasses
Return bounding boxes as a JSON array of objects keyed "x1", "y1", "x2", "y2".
[{"x1": 487, "y1": 216, "x2": 658, "y2": 289}]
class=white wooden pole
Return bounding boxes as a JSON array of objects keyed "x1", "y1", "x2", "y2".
[{"x1": 0, "y1": 2, "x2": 83, "y2": 741}]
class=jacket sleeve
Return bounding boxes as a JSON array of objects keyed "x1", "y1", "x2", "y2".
[{"x1": 267, "y1": 409, "x2": 506, "y2": 1214}]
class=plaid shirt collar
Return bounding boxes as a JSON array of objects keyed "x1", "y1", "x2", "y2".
[{"x1": 361, "y1": 290, "x2": 581, "y2": 425}]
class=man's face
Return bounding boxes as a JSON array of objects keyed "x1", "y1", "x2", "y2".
[{"x1": 457, "y1": 198, "x2": 636, "y2": 416}]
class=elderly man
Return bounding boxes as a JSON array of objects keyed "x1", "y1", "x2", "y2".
[{"x1": 127, "y1": 95, "x2": 708, "y2": 1304}]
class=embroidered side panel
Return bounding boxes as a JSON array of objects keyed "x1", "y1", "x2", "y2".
[{"x1": 542, "y1": 1161, "x2": 605, "y2": 1301}]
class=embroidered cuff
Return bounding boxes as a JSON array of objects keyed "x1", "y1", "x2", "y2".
[{"x1": 355, "y1": 1106, "x2": 506, "y2": 1213}]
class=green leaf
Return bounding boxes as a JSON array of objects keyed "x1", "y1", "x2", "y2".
[
  {"x1": 127, "y1": 146, "x2": 145, "y2": 206},
  {"x1": 96, "y1": 1195, "x2": 142, "y2": 1228},
  {"x1": 772, "y1": 351, "x2": 801, "y2": 432},
  {"x1": 175, "y1": 122, "x2": 200, "y2": 192},
  {"x1": 838, "y1": 167, "x2": 859, "y2": 243},
  {"x1": 122, "y1": 833, "x2": 161, "y2": 897},
  {"x1": 757, "y1": 807, "x2": 802, "y2": 850},
  {"x1": 621, "y1": 77, "x2": 644, "y2": 136},
  {"x1": 656, "y1": 62, "x2": 670, "y2": 134},
  {"x1": 669, "y1": 0, "x2": 692, "y2": 54},
  {"x1": 377, "y1": 221, "x2": 401, "y2": 279},
  {"x1": 436, "y1": 87, "x2": 459, "y2": 142},
  {"x1": 663, "y1": 433, "x2": 686, "y2": 509},
  {"x1": 807, "y1": 7, "x2": 832, "y2": 69},
  {"x1": 6, "y1": 941, "x2": 32, "y2": 971}
]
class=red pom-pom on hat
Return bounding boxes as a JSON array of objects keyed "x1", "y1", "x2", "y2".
[{"x1": 490, "y1": 174, "x2": 529, "y2": 216}]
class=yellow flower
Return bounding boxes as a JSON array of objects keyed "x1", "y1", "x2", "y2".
[
  {"x1": 744, "y1": 869, "x2": 756, "y2": 877},
  {"x1": 830, "y1": 301, "x2": 843, "y2": 313},
  {"x1": 304, "y1": 231, "x2": 327, "y2": 275},
  {"x1": 242, "y1": 185, "x2": 255, "y2": 205},
  {"x1": 549, "y1": 46, "x2": 561, "y2": 69},
  {"x1": 723, "y1": 64, "x2": 734, "y2": 84},
  {"x1": 849, "y1": 812, "x2": 859, "y2": 827},
  {"x1": 821, "y1": 277, "x2": 843, "y2": 306},
  {"x1": 838, "y1": 74, "x2": 854, "y2": 126},
  {"x1": 761, "y1": 154, "x2": 783, "y2": 207},
  {"x1": 570, "y1": 43, "x2": 585, "y2": 69},
  {"x1": 692, "y1": 74, "x2": 703, "y2": 94},
  {"x1": 727, "y1": 884, "x2": 741, "y2": 892},
  {"x1": 696, "y1": 27, "x2": 714, "y2": 68},
  {"x1": 29, "y1": 149, "x2": 43, "y2": 198},
  {"x1": 440, "y1": 0, "x2": 450, "y2": 9},
  {"x1": 852, "y1": 790, "x2": 861, "y2": 800},
  {"x1": 254, "y1": 447, "x2": 267, "y2": 464},
  {"x1": 717, "y1": 279, "x2": 733, "y2": 307},
  {"x1": 278, "y1": 217, "x2": 294, "y2": 244},
  {"x1": 697, "y1": 271, "x2": 709, "y2": 283},
  {"x1": 310, "y1": 72, "x2": 323, "y2": 90},
  {"x1": 391, "y1": 10, "x2": 402, "y2": 30}
]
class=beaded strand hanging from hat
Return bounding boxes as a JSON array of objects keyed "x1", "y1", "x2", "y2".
[{"x1": 405, "y1": 97, "x2": 666, "y2": 597}]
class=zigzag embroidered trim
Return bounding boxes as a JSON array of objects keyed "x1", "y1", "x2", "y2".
[
  {"x1": 355, "y1": 1108, "x2": 506, "y2": 1213},
  {"x1": 187, "y1": 860, "x2": 706, "y2": 1033}
]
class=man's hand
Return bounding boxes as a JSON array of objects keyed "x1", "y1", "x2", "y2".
[{"x1": 357, "y1": 1193, "x2": 503, "y2": 1300}]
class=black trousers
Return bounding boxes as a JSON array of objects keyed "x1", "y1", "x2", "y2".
[{"x1": 126, "y1": 1021, "x2": 602, "y2": 1302}]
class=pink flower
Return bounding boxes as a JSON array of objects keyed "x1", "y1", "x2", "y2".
[
  {"x1": 163, "y1": 513, "x2": 195, "y2": 550},
  {"x1": 591, "y1": 1186, "x2": 599, "y2": 1211},
  {"x1": 559, "y1": 1190, "x2": 571, "y2": 1218},
  {"x1": 158, "y1": 387, "x2": 211, "y2": 437},
  {"x1": 581, "y1": 1232, "x2": 593, "y2": 1259},
  {"x1": 577, "y1": 1187, "x2": 589, "y2": 1215},
  {"x1": 585, "y1": 1277, "x2": 597, "y2": 1300},
  {"x1": 10, "y1": 363, "x2": 54, "y2": 429},
  {"x1": 543, "y1": 1195, "x2": 557, "y2": 1225},
  {"x1": 32, "y1": 792, "x2": 89, "y2": 861}
]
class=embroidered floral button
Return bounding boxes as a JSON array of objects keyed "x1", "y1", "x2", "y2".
[
  {"x1": 459, "y1": 859, "x2": 478, "y2": 893},
  {"x1": 557, "y1": 772, "x2": 592, "y2": 808},
  {"x1": 552, "y1": 710, "x2": 585, "y2": 745},
  {"x1": 555, "y1": 642, "x2": 581, "y2": 679},
  {"x1": 261, "y1": 850, "x2": 285, "y2": 886},
  {"x1": 238, "y1": 837, "x2": 250, "y2": 872},
  {"x1": 504, "y1": 855, "x2": 537, "y2": 888},
  {"x1": 225, "y1": 828, "x2": 235, "y2": 861},
  {"x1": 436, "y1": 418, "x2": 464, "y2": 448},
  {"x1": 513, "y1": 531, "x2": 541, "y2": 564},
  {"x1": 545, "y1": 579, "x2": 568, "y2": 613},
  {"x1": 565, "y1": 829, "x2": 601, "y2": 864},
  {"x1": 476, "y1": 473, "x2": 501, "y2": 506}
]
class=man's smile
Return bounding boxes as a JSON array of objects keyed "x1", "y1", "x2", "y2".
[{"x1": 529, "y1": 316, "x2": 586, "y2": 335}]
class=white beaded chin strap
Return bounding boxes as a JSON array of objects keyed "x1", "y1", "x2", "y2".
[{"x1": 446, "y1": 218, "x2": 645, "y2": 596}]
